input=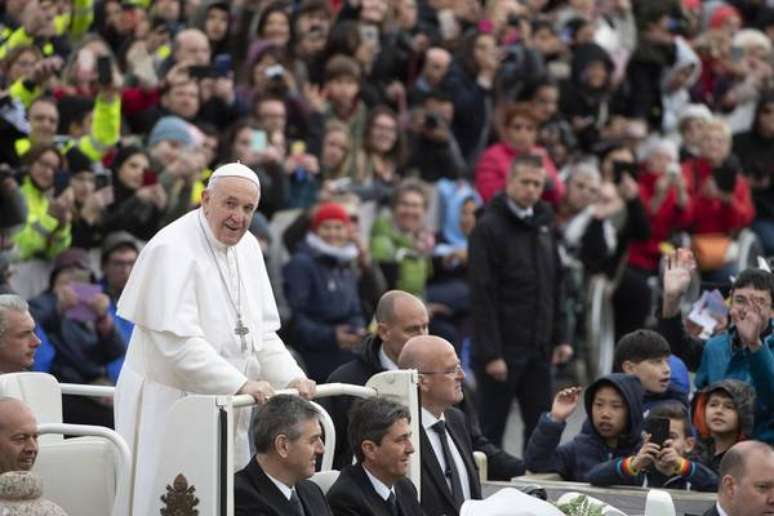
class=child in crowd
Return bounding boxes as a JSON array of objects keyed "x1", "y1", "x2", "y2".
[
  {"x1": 524, "y1": 374, "x2": 643, "y2": 481},
  {"x1": 691, "y1": 379, "x2": 755, "y2": 472},
  {"x1": 614, "y1": 329, "x2": 689, "y2": 411},
  {"x1": 588, "y1": 402, "x2": 718, "y2": 491}
]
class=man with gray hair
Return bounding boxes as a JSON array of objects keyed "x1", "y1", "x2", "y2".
[
  {"x1": 703, "y1": 440, "x2": 774, "y2": 516},
  {"x1": 234, "y1": 395, "x2": 332, "y2": 516},
  {"x1": 0, "y1": 294, "x2": 41, "y2": 374},
  {"x1": 327, "y1": 398, "x2": 423, "y2": 516}
]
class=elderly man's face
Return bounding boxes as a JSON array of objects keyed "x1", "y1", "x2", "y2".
[
  {"x1": 0, "y1": 403, "x2": 38, "y2": 473},
  {"x1": 29, "y1": 101, "x2": 58, "y2": 145},
  {"x1": 282, "y1": 418, "x2": 324, "y2": 483},
  {"x1": 201, "y1": 176, "x2": 259, "y2": 246},
  {"x1": 0, "y1": 310, "x2": 40, "y2": 373},
  {"x1": 419, "y1": 343, "x2": 464, "y2": 410},
  {"x1": 175, "y1": 31, "x2": 211, "y2": 65},
  {"x1": 725, "y1": 454, "x2": 774, "y2": 515}
]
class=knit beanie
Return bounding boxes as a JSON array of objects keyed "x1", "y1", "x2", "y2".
[{"x1": 311, "y1": 202, "x2": 350, "y2": 231}]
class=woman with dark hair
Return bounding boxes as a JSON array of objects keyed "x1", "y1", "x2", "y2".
[
  {"x1": 521, "y1": 76, "x2": 577, "y2": 168},
  {"x1": 102, "y1": 146, "x2": 168, "y2": 241},
  {"x1": 200, "y1": 1, "x2": 233, "y2": 56},
  {"x1": 445, "y1": 31, "x2": 499, "y2": 166},
  {"x1": 348, "y1": 105, "x2": 405, "y2": 205}
]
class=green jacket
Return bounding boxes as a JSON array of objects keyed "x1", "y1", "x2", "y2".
[
  {"x1": 370, "y1": 213, "x2": 431, "y2": 296},
  {"x1": 13, "y1": 178, "x2": 71, "y2": 260}
]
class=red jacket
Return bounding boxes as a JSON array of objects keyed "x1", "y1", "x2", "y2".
[
  {"x1": 474, "y1": 142, "x2": 565, "y2": 205},
  {"x1": 682, "y1": 158, "x2": 755, "y2": 235},
  {"x1": 628, "y1": 169, "x2": 694, "y2": 271}
]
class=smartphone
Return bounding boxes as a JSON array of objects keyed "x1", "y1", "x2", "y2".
[
  {"x1": 643, "y1": 416, "x2": 671, "y2": 447},
  {"x1": 95, "y1": 171, "x2": 112, "y2": 190},
  {"x1": 53, "y1": 170, "x2": 70, "y2": 197},
  {"x1": 613, "y1": 160, "x2": 638, "y2": 184},
  {"x1": 250, "y1": 130, "x2": 267, "y2": 153},
  {"x1": 188, "y1": 65, "x2": 214, "y2": 79},
  {"x1": 97, "y1": 55, "x2": 113, "y2": 87},
  {"x1": 142, "y1": 169, "x2": 159, "y2": 186},
  {"x1": 213, "y1": 54, "x2": 232, "y2": 77}
]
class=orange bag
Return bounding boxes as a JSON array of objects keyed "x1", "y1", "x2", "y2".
[{"x1": 691, "y1": 234, "x2": 731, "y2": 271}]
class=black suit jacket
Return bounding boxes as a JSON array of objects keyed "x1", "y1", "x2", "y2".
[
  {"x1": 327, "y1": 463, "x2": 425, "y2": 516},
  {"x1": 701, "y1": 504, "x2": 720, "y2": 516},
  {"x1": 234, "y1": 457, "x2": 333, "y2": 516},
  {"x1": 325, "y1": 335, "x2": 524, "y2": 480},
  {"x1": 419, "y1": 408, "x2": 482, "y2": 516}
]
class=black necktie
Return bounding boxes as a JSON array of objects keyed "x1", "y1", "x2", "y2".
[
  {"x1": 432, "y1": 420, "x2": 465, "y2": 508},
  {"x1": 290, "y1": 489, "x2": 305, "y2": 516},
  {"x1": 387, "y1": 491, "x2": 400, "y2": 516}
]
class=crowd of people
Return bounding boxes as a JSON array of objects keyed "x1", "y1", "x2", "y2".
[{"x1": 1, "y1": 0, "x2": 774, "y2": 514}]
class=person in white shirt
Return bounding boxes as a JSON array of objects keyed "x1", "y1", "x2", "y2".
[
  {"x1": 114, "y1": 162, "x2": 315, "y2": 515},
  {"x1": 398, "y1": 335, "x2": 482, "y2": 516},
  {"x1": 705, "y1": 440, "x2": 774, "y2": 516},
  {"x1": 327, "y1": 397, "x2": 424, "y2": 516}
]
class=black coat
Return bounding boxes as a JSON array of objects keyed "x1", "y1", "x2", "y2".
[
  {"x1": 702, "y1": 504, "x2": 721, "y2": 516},
  {"x1": 324, "y1": 335, "x2": 524, "y2": 480},
  {"x1": 326, "y1": 464, "x2": 424, "y2": 516},
  {"x1": 419, "y1": 408, "x2": 482, "y2": 516},
  {"x1": 234, "y1": 457, "x2": 333, "y2": 516},
  {"x1": 468, "y1": 194, "x2": 564, "y2": 366}
]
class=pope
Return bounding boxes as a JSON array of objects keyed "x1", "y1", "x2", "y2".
[{"x1": 114, "y1": 162, "x2": 316, "y2": 515}]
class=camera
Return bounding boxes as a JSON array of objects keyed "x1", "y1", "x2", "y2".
[
  {"x1": 424, "y1": 112, "x2": 443, "y2": 130},
  {"x1": 713, "y1": 155, "x2": 740, "y2": 194},
  {"x1": 265, "y1": 64, "x2": 285, "y2": 82},
  {"x1": 507, "y1": 13, "x2": 524, "y2": 27}
]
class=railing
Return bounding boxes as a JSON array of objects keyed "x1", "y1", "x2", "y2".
[{"x1": 60, "y1": 383, "x2": 115, "y2": 398}]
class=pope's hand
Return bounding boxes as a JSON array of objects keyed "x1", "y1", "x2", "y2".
[
  {"x1": 238, "y1": 380, "x2": 274, "y2": 404},
  {"x1": 287, "y1": 378, "x2": 316, "y2": 400}
]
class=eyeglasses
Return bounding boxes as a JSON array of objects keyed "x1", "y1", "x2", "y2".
[{"x1": 420, "y1": 364, "x2": 464, "y2": 376}]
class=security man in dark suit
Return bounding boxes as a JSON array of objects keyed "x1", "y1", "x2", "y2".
[
  {"x1": 702, "y1": 440, "x2": 774, "y2": 516},
  {"x1": 234, "y1": 395, "x2": 333, "y2": 516},
  {"x1": 327, "y1": 397, "x2": 424, "y2": 516},
  {"x1": 399, "y1": 335, "x2": 481, "y2": 516}
]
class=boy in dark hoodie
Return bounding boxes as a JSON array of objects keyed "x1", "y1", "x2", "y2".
[
  {"x1": 524, "y1": 373, "x2": 644, "y2": 481},
  {"x1": 614, "y1": 329, "x2": 689, "y2": 412},
  {"x1": 691, "y1": 379, "x2": 755, "y2": 473},
  {"x1": 588, "y1": 402, "x2": 718, "y2": 491}
]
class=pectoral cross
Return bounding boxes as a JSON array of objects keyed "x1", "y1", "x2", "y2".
[{"x1": 235, "y1": 317, "x2": 250, "y2": 352}]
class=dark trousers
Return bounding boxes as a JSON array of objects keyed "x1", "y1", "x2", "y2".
[
  {"x1": 62, "y1": 394, "x2": 114, "y2": 429},
  {"x1": 475, "y1": 352, "x2": 552, "y2": 451}
]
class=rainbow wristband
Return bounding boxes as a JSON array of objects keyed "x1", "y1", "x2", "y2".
[
  {"x1": 622, "y1": 456, "x2": 639, "y2": 476},
  {"x1": 674, "y1": 458, "x2": 691, "y2": 477}
]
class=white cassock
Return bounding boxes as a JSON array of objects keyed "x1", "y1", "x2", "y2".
[{"x1": 114, "y1": 208, "x2": 305, "y2": 515}]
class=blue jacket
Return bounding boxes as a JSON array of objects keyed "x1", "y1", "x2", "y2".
[
  {"x1": 695, "y1": 327, "x2": 774, "y2": 444},
  {"x1": 524, "y1": 373, "x2": 645, "y2": 481},
  {"x1": 283, "y1": 238, "x2": 365, "y2": 382}
]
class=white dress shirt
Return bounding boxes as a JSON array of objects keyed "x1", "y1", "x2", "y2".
[
  {"x1": 421, "y1": 408, "x2": 471, "y2": 501},
  {"x1": 363, "y1": 464, "x2": 396, "y2": 501},
  {"x1": 378, "y1": 345, "x2": 399, "y2": 371},
  {"x1": 264, "y1": 470, "x2": 294, "y2": 501},
  {"x1": 716, "y1": 502, "x2": 729, "y2": 516},
  {"x1": 506, "y1": 198, "x2": 534, "y2": 220}
]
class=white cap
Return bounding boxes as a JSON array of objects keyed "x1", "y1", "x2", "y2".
[{"x1": 209, "y1": 162, "x2": 261, "y2": 190}]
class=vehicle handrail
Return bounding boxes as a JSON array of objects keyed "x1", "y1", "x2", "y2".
[
  {"x1": 60, "y1": 383, "x2": 116, "y2": 398},
  {"x1": 231, "y1": 383, "x2": 378, "y2": 408},
  {"x1": 37, "y1": 423, "x2": 131, "y2": 516}
]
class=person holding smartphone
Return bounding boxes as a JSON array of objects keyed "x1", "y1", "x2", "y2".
[{"x1": 588, "y1": 402, "x2": 718, "y2": 491}]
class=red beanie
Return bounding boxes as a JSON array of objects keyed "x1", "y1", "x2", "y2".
[
  {"x1": 311, "y1": 202, "x2": 350, "y2": 231},
  {"x1": 709, "y1": 5, "x2": 740, "y2": 29}
]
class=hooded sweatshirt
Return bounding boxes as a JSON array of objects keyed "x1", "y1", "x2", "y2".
[
  {"x1": 524, "y1": 374, "x2": 644, "y2": 481},
  {"x1": 691, "y1": 379, "x2": 756, "y2": 472}
]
